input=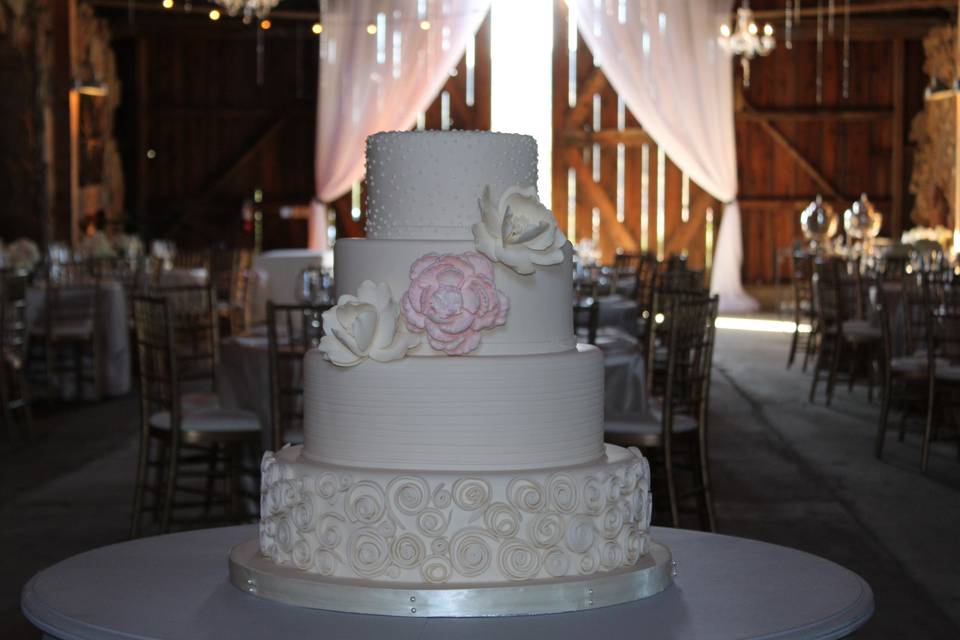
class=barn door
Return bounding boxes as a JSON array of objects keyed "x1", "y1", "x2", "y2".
[{"x1": 551, "y1": 1, "x2": 721, "y2": 271}]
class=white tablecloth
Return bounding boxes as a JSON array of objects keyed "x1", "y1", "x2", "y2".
[
  {"x1": 218, "y1": 335, "x2": 271, "y2": 447},
  {"x1": 597, "y1": 295, "x2": 639, "y2": 335},
  {"x1": 26, "y1": 281, "x2": 131, "y2": 398},
  {"x1": 254, "y1": 249, "x2": 331, "y2": 306}
]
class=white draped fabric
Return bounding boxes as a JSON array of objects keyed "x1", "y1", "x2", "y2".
[
  {"x1": 575, "y1": 0, "x2": 757, "y2": 312},
  {"x1": 314, "y1": 0, "x2": 491, "y2": 203}
]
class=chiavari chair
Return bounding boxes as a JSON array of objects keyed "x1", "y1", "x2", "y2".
[
  {"x1": 227, "y1": 249, "x2": 255, "y2": 336},
  {"x1": 919, "y1": 277, "x2": 960, "y2": 472},
  {"x1": 644, "y1": 270, "x2": 708, "y2": 396},
  {"x1": 606, "y1": 294, "x2": 719, "y2": 530},
  {"x1": 29, "y1": 264, "x2": 103, "y2": 401},
  {"x1": 838, "y1": 257, "x2": 881, "y2": 398},
  {"x1": 266, "y1": 302, "x2": 329, "y2": 451},
  {"x1": 0, "y1": 269, "x2": 31, "y2": 437},
  {"x1": 787, "y1": 251, "x2": 817, "y2": 371},
  {"x1": 573, "y1": 296, "x2": 600, "y2": 346},
  {"x1": 610, "y1": 250, "x2": 643, "y2": 298},
  {"x1": 130, "y1": 295, "x2": 261, "y2": 537}
]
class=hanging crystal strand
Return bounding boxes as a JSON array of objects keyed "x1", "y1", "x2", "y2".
[
  {"x1": 794, "y1": 0, "x2": 801, "y2": 24},
  {"x1": 841, "y1": 0, "x2": 850, "y2": 99},
  {"x1": 827, "y1": 0, "x2": 835, "y2": 36},
  {"x1": 256, "y1": 24, "x2": 265, "y2": 87},
  {"x1": 785, "y1": 0, "x2": 793, "y2": 50},
  {"x1": 816, "y1": 0, "x2": 824, "y2": 104}
]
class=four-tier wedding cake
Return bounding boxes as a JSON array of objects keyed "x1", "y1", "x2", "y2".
[{"x1": 229, "y1": 131, "x2": 671, "y2": 616}]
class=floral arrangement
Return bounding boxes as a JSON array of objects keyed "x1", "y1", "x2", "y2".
[
  {"x1": 112, "y1": 233, "x2": 143, "y2": 260},
  {"x1": 318, "y1": 281, "x2": 420, "y2": 367},
  {"x1": 79, "y1": 231, "x2": 115, "y2": 259},
  {"x1": 4, "y1": 238, "x2": 41, "y2": 271},
  {"x1": 901, "y1": 225, "x2": 953, "y2": 250},
  {"x1": 401, "y1": 252, "x2": 509, "y2": 356},
  {"x1": 473, "y1": 185, "x2": 566, "y2": 275}
]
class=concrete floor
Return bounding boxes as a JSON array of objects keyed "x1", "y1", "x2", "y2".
[{"x1": 1, "y1": 327, "x2": 959, "y2": 638}]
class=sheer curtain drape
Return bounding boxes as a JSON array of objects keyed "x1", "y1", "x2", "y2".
[
  {"x1": 575, "y1": 0, "x2": 757, "y2": 312},
  {"x1": 315, "y1": 0, "x2": 490, "y2": 203}
]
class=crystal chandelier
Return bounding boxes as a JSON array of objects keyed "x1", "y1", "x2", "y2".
[
  {"x1": 214, "y1": 0, "x2": 281, "y2": 22},
  {"x1": 718, "y1": 1, "x2": 775, "y2": 88}
]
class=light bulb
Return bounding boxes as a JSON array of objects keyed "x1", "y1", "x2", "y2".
[
  {"x1": 312, "y1": 22, "x2": 323, "y2": 35},
  {"x1": 162, "y1": 0, "x2": 173, "y2": 8},
  {"x1": 720, "y1": 24, "x2": 731, "y2": 37},
  {"x1": 748, "y1": 22, "x2": 758, "y2": 35},
  {"x1": 208, "y1": 8, "x2": 220, "y2": 20},
  {"x1": 260, "y1": 19, "x2": 271, "y2": 30},
  {"x1": 763, "y1": 24, "x2": 773, "y2": 36},
  {"x1": 419, "y1": 20, "x2": 431, "y2": 30},
  {"x1": 366, "y1": 23, "x2": 378, "y2": 35}
]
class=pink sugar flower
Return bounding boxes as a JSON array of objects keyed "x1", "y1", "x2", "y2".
[{"x1": 400, "y1": 252, "x2": 509, "y2": 355}]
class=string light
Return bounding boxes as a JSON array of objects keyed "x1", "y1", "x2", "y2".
[
  {"x1": 312, "y1": 22, "x2": 323, "y2": 34},
  {"x1": 419, "y1": 20, "x2": 431, "y2": 30},
  {"x1": 162, "y1": 0, "x2": 173, "y2": 8},
  {"x1": 260, "y1": 19, "x2": 271, "y2": 30},
  {"x1": 209, "y1": 8, "x2": 221, "y2": 20},
  {"x1": 366, "y1": 23, "x2": 378, "y2": 35}
]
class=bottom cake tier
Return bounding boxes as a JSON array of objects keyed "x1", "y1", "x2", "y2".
[{"x1": 255, "y1": 444, "x2": 655, "y2": 585}]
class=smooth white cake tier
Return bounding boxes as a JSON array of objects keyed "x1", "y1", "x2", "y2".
[
  {"x1": 334, "y1": 238, "x2": 574, "y2": 356},
  {"x1": 259, "y1": 444, "x2": 653, "y2": 585},
  {"x1": 302, "y1": 344, "x2": 604, "y2": 471},
  {"x1": 364, "y1": 131, "x2": 538, "y2": 240}
]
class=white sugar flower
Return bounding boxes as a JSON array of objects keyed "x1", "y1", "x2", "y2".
[
  {"x1": 473, "y1": 185, "x2": 566, "y2": 275},
  {"x1": 318, "y1": 281, "x2": 420, "y2": 366}
]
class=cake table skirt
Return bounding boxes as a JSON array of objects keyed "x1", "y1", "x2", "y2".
[{"x1": 22, "y1": 525, "x2": 873, "y2": 640}]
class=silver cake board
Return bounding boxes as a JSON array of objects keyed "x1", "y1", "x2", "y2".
[{"x1": 229, "y1": 537, "x2": 673, "y2": 617}]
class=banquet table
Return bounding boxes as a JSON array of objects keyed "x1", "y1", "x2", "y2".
[
  {"x1": 25, "y1": 281, "x2": 131, "y2": 397},
  {"x1": 596, "y1": 294, "x2": 639, "y2": 335},
  {"x1": 218, "y1": 333, "x2": 274, "y2": 447},
  {"x1": 156, "y1": 266, "x2": 208, "y2": 287},
  {"x1": 21, "y1": 525, "x2": 873, "y2": 640}
]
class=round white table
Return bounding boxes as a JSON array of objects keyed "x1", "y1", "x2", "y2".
[{"x1": 22, "y1": 525, "x2": 873, "y2": 640}]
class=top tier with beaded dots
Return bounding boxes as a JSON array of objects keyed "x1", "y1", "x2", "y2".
[{"x1": 364, "y1": 131, "x2": 538, "y2": 241}]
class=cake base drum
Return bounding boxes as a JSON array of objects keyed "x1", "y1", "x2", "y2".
[{"x1": 229, "y1": 537, "x2": 673, "y2": 617}]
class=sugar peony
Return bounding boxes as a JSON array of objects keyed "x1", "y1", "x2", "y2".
[
  {"x1": 319, "y1": 281, "x2": 420, "y2": 366},
  {"x1": 400, "y1": 252, "x2": 509, "y2": 356},
  {"x1": 473, "y1": 185, "x2": 566, "y2": 275}
]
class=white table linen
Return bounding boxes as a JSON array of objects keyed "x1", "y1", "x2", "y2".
[{"x1": 26, "y1": 281, "x2": 131, "y2": 397}]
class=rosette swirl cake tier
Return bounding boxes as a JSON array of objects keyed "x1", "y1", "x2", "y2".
[{"x1": 231, "y1": 131, "x2": 672, "y2": 615}]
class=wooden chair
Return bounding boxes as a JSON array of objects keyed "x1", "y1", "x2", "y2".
[
  {"x1": 148, "y1": 284, "x2": 225, "y2": 414},
  {"x1": 787, "y1": 251, "x2": 817, "y2": 371},
  {"x1": 0, "y1": 270, "x2": 32, "y2": 437},
  {"x1": 573, "y1": 296, "x2": 600, "y2": 346},
  {"x1": 226, "y1": 249, "x2": 254, "y2": 336},
  {"x1": 130, "y1": 295, "x2": 261, "y2": 537},
  {"x1": 606, "y1": 294, "x2": 719, "y2": 531},
  {"x1": 838, "y1": 258, "x2": 882, "y2": 399},
  {"x1": 29, "y1": 266, "x2": 103, "y2": 401},
  {"x1": 611, "y1": 251, "x2": 643, "y2": 298},
  {"x1": 809, "y1": 258, "x2": 846, "y2": 405},
  {"x1": 644, "y1": 273, "x2": 708, "y2": 396},
  {"x1": 920, "y1": 280, "x2": 960, "y2": 472},
  {"x1": 266, "y1": 302, "x2": 329, "y2": 451}
]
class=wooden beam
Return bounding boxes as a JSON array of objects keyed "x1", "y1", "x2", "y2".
[
  {"x1": 565, "y1": 68, "x2": 607, "y2": 130},
  {"x1": 664, "y1": 200, "x2": 708, "y2": 258},
  {"x1": 736, "y1": 108, "x2": 893, "y2": 122},
  {"x1": 751, "y1": 0, "x2": 954, "y2": 20},
  {"x1": 562, "y1": 127, "x2": 654, "y2": 148},
  {"x1": 890, "y1": 38, "x2": 905, "y2": 237},
  {"x1": 564, "y1": 148, "x2": 637, "y2": 251},
  {"x1": 754, "y1": 118, "x2": 845, "y2": 201},
  {"x1": 766, "y1": 17, "x2": 946, "y2": 41},
  {"x1": 194, "y1": 115, "x2": 289, "y2": 201}
]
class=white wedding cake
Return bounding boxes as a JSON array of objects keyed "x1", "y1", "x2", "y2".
[{"x1": 231, "y1": 131, "x2": 671, "y2": 616}]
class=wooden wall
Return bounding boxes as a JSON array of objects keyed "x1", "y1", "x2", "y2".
[
  {"x1": 737, "y1": 1, "x2": 937, "y2": 285},
  {"x1": 101, "y1": 5, "x2": 491, "y2": 250},
  {"x1": 552, "y1": 0, "x2": 945, "y2": 286},
  {"x1": 551, "y1": 2, "x2": 721, "y2": 276}
]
